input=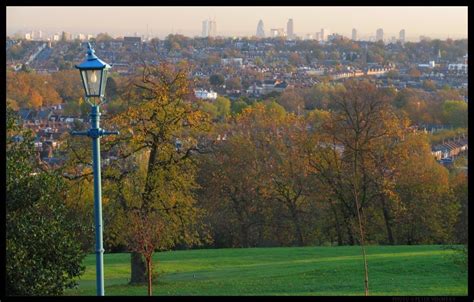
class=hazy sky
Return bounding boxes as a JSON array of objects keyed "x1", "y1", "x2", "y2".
[{"x1": 7, "y1": 6, "x2": 468, "y2": 40}]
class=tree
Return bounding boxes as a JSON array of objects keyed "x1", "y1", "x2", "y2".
[
  {"x1": 29, "y1": 89, "x2": 43, "y2": 108},
  {"x1": 209, "y1": 74, "x2": 225, "y2": 87},
  {"x1": 214, "y1": 96, "x2": 231, "y2": 121},
  {"x1": 231, "y1": 100, "x2": 248, "y2": 115},
  {"x1": 200, "y1": 101, "x2": 218, "y2": 121},
  {"x1": 95, "y1": 32, "x2": 114, "y2": 42},
  {"x1": 105, "y1": 62, "x2": 211, "y2": 289},
  {"x1": 307, "y1": 80, "x2": 405, "y2": 295},
  {"x1": 6, "y1": 108, "x2": 86, "y2": 295},
  {"x1": 125, "y1": 208, "x2": 170, "y2": 296},
  {"x1": 278, "y1": 88, "x2": 305, "y2": 114},
  {"x1": 408, "y1": 67, "x2": 422, "y2": 78},
  {"x1": 225, "y1": 77, "x2": 242, "y2": 91},
  {"x1": 442, "y1": 100, "x2": 468, "y2": 128},
  {"x1": 392, "y1": 134, "x2": 457, "y2": 244}
]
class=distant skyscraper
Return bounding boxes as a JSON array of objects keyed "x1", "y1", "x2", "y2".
[
  {"x1": 287, "y1": 18, "x2": 294, "y2": 39},
  {"x1": 352, "y1": 28, "x2": 357, "y2": 41},
  {"x1": 376, "y1": 28, "x2": 384, "y2": 42},
  {"x1": 202, "y1": 20, "x2": 209, "y2": 37},
  {"x1": 209, "y1": 19, "x2": 217, "y2": 37},
  {"x1": 320, "y1": 28, "x2": 330, "y2": 41},
  {"x1": 202, "y1": 19, "x2": 216, "y2": 37},
  {"x1": 256, "y1": 19, "x2": 265, "y2": 38},
  {"x1": 399, "y1": 29, "x2": 406, "y2": 43}
]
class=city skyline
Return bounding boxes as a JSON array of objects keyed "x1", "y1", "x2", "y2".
[{"x1": 7, "y1": 6, "x2": 468, "y2": 41}]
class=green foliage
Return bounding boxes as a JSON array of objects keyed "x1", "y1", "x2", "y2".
[
  {"x1": 231, "y1": 100, "x2": 248, "y2": 115},
  {"x1": 214, "y1": 96, "x2": 231, "y2": 121},
  {"x1": 429, "y1": 128, "x2": 466, "y2": 145},
  {"x1": 265, "y1": 101, "x2": 286, "y2": 118},
  {"x1": 442, "y1": 100, "x2": 468, "y2": 128},
  {"x1": 6, "y1": 109, "x2": 86, "y2": 295},
  {"x1": 200, "y1": 101, "x2": 218, "y2": 120}
]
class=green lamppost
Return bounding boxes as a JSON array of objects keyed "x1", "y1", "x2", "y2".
[{"x1": 72, "y1": 42, "x2": 117, "y2": 296}]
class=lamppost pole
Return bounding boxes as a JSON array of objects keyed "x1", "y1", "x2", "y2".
[
  {"x1": 73, "y1": 43, "x2": 117, "y2": 296},
  {"x1": 90, "y1": 105, "x2": 104, "y2": 296}
]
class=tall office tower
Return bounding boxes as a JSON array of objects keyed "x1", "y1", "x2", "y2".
[
  {"x1": 376, "y1": 28, "x2": 384, "y2": 42},
  {"x1": 399, "y1": 29, "x2": 406, "y2": 43},
  {"x1": 287, "y1": 18, "x2": 294, "y2": 39},
  {"x1": 256, "y1": 19, "x2": 265, "y2": 38},
  {"x1": 202, "y1": 20, "x2": 209, "y2": 37},
  {"x1": 208, "y1": 19, "x2": 217, "y2": 37},
  {"x1": 352, "y1": 28, "x2": 357, "y2": 41},
  {"x1": 320, "y1": 28, "x2": 328, "y2": 41}
]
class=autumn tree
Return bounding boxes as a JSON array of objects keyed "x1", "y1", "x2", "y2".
[
  {"x1": 392, "y1": 133, "x2": 458, "y2": 244},
  {"x1": 104, "y1": 62, "x2": 212, "y2": 288},
  {"x1": 307, "y1": 80, "x2": 406, "y2": 295},
  {"x1": 197, "y1": 119, "x2": 267, "y2": 247}
]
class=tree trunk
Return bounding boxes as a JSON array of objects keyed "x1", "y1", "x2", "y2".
[
  {"x1": 240, "y1": 224, "x2": 249, "y2": 248},
  {"x1": 289, "y1": 204, "x2": 304, "y2": 246},
  {"x1": 146, "y1": 257, "x2": 152, "y2": 296},
  {"x1": 345, "y1": 215, "x2": 355, "y2": 245},
  {"x1": 130, "y1": 252, "x2": 147, "y2": 284},
  {"x1": 380, "y1": 195, "x2": 395, "y2": 245},
  {"x1": 330, "y1": 201, "x2": 343, "y2": 246}
]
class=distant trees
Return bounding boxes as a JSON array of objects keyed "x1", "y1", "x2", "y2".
[
  {"x1": 6, "y1": 71, "x2": 62, "y2": 109},
  {"x1": 442, "y1": 100, "x2": 468, "y2": 128},
  {"x1": 209, "y1": 74, "x2": 225, "y2": 87}
]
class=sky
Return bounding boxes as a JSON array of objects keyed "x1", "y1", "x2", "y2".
[{"x1": 6, "y1": 6, "x2": 468, "y2": 40}]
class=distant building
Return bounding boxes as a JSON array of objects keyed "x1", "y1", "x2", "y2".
[
  {"x1": 221, "y1": 58, "x2": 243, "y2": 66},
  {"x1": 256, "y1": 20, "x2": 265, "y2": 38},
  {"x1": 399, "y1": 29, "x2": 406, "y2": 44},
  {"x1": 61, "y1": 31, "x2": 72, "y2": 41},
  {"x1": 328, "y1": 33, "x2": 344, "y2": 41},
  {"x1": 202, "y1": 20, "x2": 209, "y2": 37},
  {"x1": 376, "y1": 28, "x2": 384, "y2": 42},
  {"x1": 448, "y1": 63, "x2": 468, "y2": 75},
  {"x1": 287, "y1": 18, "x2": 294, "y2": 40},
  {"x1": 123, "y1": 36, "x2": 141, "y2": 46},
  {"x1": 320, "y1": 28, "x2": 329, "y2": 41},
  {"x1": 352, "y1": 28, "x2": 357, "y2": 41},
  {"x1": 76, "y1": 33, "x2": 87, "y2": 41},
  {"x1": 194, "y1": 89, "x2": 217, "y2": 100},
  {"x1": 270, "y1": 28, "x2": 285, "y2": 38},
  {"x1": 209, "y1": 19, "x2": 217, "y2": 37},
  {"x1": 202, "y1": 19, "x2": 217, "y2": 37}
]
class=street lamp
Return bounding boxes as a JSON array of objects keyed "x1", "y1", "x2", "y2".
[{"x1": 72, "y1": 42, "x2": 118, "y2": 296}]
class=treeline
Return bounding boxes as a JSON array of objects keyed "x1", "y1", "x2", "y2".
[
  {"x1": 194, "y1": 83, "x2": 467, "y2": 248},
  {"x1": 60, "y1": 71, "x2": 467, "y2": 252}
]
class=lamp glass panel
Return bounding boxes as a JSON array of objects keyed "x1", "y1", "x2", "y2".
[
  {"x1": 79, "y1": 70, "x2": 90, "y2": 96},
  {"x1": 83, "y1": 69, "x2": 102, "y2": 97},
  {"x1": 100, "y1": 69, "x2": 108, "y2": 98}
]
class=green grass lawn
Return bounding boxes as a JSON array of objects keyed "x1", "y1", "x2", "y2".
[{"x1": 65, "y1": 245, "x2": 467, "y2": 296}]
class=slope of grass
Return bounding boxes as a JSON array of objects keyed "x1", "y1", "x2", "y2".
[{"x1": 65, "y1": 245, "x2": 467, "y2": 296}]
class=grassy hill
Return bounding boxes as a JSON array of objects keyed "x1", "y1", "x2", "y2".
[{"x1": 65, "y1": 245, "x2": 467, "y2": 296}]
